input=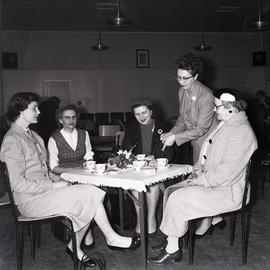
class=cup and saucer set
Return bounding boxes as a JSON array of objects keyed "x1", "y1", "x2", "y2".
[{"x1": 83, "y1": 161, "x2": 109, "y2": 175}]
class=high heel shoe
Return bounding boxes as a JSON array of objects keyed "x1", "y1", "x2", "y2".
[
  {"x1": 107, "y1": 236, "x2": 140, "y2": 251},
  {"x1": 65, "y1": 247, "x2": 96, "y2": 267},
  {"x1": 148, "y1": 249, "x2": 183, "y2": 265}
]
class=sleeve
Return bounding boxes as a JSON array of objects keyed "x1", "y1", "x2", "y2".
[
  {"x1": 84, "y1": 131, "x2": 94, "y2": 160},
  {"x1": 1, "y1": 135, "x2": 53, "y2": 193},
  {"x1": 174, "y1": 94, "x2": 215, "y2": 146},
  {"x1": 47, "y1": 137, "x2": 59, "y2": 170},
  {"x1": 194, "y1": 127, "x2": 257, "y2": 188}
]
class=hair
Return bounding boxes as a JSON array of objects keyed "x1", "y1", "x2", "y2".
[
  {"x1": 222, "y1": 100, "x2": 247, "y2": 112},
  {"x1": 214, "y1": 88, "x2": 247, "y2": 112},
  {"x1": 131, "y1": 102, "x2": 153, "y2": 113},
  {"x1": 48, "y1": 96, "x2": 61, "y2": 105},
  {"x1": 56, "y1": 104, "x2": 79, "y2": 120},
  {"x1": 6, "y1": 92, "x2": 40, "y2": 122},
  {"x1": 176, "y1": 53, "x2": 203, "y2": 76}
]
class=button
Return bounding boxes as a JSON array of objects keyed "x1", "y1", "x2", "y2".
[
  {"x1": 203, "y1": 155, "x2": 207, "y2": 159},
  {"x1": 209, "y1": 139, "x2": 212, "y2": 144}
]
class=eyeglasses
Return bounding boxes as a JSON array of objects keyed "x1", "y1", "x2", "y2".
[
  {"x1": 175, "y1": 75, "x2": 194, "y2": 82},
  {"x1": 214, "y1": 104, "x2": 224, "y2": 109}
]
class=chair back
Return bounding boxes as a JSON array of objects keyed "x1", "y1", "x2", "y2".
[
  {"x1": 115, "y1": 131, "x2": 125, "y2": 147},
  {"x1": 0, "y1": 161, "x2": 20, "y2": 221},
  {"x1": 241, "y1": 159, "x2": 252, "y2": 210}
]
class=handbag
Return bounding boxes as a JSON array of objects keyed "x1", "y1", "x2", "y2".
[{"x1": 52, "y1": 221, "x2": 71, "y2": 243}]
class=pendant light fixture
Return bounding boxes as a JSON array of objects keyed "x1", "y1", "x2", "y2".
[
  {"x1": 194, "y1": 21, "x2": 211, "y2": 51},
  {"x1": 250, "y1": 0, "x2": 269, "y2": 30},
  {"x1": 91, "y1": 19, "x2": 109, "y2": 51},
  {"x1": 107, "y1": 0, "x2": 132, "y2": 27}
]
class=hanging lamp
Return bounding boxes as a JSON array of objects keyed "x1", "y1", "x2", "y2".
[
  {"x1": 250, "y1": 0, "x2": 269, "y2": 30},
  {"x1": 107, "y1": 0, "x2": 132, "y2": 27},
  {"x1": 91, "y1": 19, "x2": 109, "y2": 51},
  {"x1": 194, "y1": 21, "x2": 211, "y2": 51},
  {"x1": 91, "y1": 31, "x2": 109, "y2": 51}
]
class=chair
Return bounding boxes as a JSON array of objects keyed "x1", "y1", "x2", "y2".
[
  {"x1": 115, "y1": 131, "x2": 125, "y2": 148},
  {"x1": 187, "y1": 159, "x2": 252, "y2": 265},
  {"x1": 261, "y1": 159, "x2": 270, "y2": 195},
  {"x1": 0, "y1": 161, "x2": 78, "y2": 270}
]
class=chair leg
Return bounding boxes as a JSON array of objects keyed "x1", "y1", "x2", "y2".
[
  {"x1": 71, "y1": 229, "x2": 78, "y2": 270},
  {"x1": 241, "y1": 209, "x2": 247, "y2": 264},
  {"x1": 36, "y1": 224, "x2": 41, "y2": 249},
  {"x1": 16, "y1": 224, "x2": 25, "y2": 270},
  {"x1": 188, "y1": 221, "x2": 194, "y2": 265},
  {"x1": 30, "y1": 223, "x2": 36, "y2": 259},
  {"x1": 230, "y1": 213, "x2": 236, "y2": 246}
]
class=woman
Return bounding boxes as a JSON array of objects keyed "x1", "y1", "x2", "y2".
[
  {"x1": 148, "y1": 89, "x2": 257, "y2": 264},
  {"x1": 0, "y1": 92, "x2": 139, "y2": 268},
  {"x1": 47, "y1": 104, "x2": 95, "y2": 249},
  {"x1": 122, "y1": 99, "x2": 175, "y2": 235},
  {"x1": 161, "y1": 53, "x2": 218, "y2": 164},
  {"x1": 48, "y1": 104, "x2": 94, "y2": 175}
]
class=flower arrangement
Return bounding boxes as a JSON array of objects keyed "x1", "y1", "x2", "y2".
[{"x1": 115, "y1": 149, "x2": 136, "y2": 169}]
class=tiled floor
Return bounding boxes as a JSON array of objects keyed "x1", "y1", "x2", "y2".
[{"x1": 0, "y1": 148, "x2": 270, "y2": 270}]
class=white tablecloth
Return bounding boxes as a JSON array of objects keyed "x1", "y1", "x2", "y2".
[{"x1": 61, "y1": 164, "x2": 192, "y2": 192}]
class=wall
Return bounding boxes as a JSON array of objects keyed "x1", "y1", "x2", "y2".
[{"x1": 1, "y1": 31, "x2": 269, "y2": 119}]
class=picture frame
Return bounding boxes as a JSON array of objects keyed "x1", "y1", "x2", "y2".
[{"x1": 136, "y1": 49, "x2": 149, "y2": 68}]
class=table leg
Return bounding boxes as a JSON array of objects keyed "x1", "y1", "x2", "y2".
[
  {"x1": 139, "y1": 191, "x2": 147, "y2": 270},
  {"x1": 119, "y1": 188, "x2": 124, "y2": 232}
]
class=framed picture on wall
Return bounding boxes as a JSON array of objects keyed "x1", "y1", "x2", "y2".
[{"x1": 136, "y1": 49, "x2": 149, "y2": 68}]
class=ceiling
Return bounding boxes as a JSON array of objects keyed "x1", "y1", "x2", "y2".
[{"x1": 1, "y1": 0, "x2": 270, "y2": 33}]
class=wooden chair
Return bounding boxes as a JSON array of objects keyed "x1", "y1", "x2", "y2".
[
  {"x1": 188, "y1": 159, "x2": 252, "y2": 265},
  {"x1": 0, "y1": 161, "x2": 78, "y2": 270}
]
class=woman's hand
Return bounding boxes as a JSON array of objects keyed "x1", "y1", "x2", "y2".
[
  {"x1": 52, "y1": 180, "x2": 69, "y2": 189},
  {"x1": 160, "y1": 133, "x2": 176, "y2": 151}
]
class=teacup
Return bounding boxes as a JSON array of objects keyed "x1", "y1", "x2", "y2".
[
  {"x1": 133, "y1": 160, "x2": 146, "y2": 170},
  {"x1": 83, "y1": 160, "x2": 96, "y2": 171},
  {"x1": 137, "y1": 154, "x2": 146, "y2": 161},
  {"x1": 95, "y1": 163, "x2": 107, "y2": 174},
  {"x1": 156, "y1": 158, "x2": 168, "y2": 168}
]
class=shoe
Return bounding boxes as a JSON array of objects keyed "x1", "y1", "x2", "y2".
[
  {"x1": 66, "y1": 247, "x2": 96, "y2": 267},
  {"x1": 80, "y1": 254, "x2": 96, "y2": 268},
  {"x1": 81, "y1": 241, "x2": 95, "y2": 251},
  {"x1": 148, "y1": 249, "x2": 183, "y2": 265},
  {"x1": 196, "y1": 220, "x2": 227, "y2": 239},
  {"x1": 107, "y1": 236, "x2": 140, "y2": 251},
  {"x1": 150, "y1": 239, "x2": 167, "y2": 252}
]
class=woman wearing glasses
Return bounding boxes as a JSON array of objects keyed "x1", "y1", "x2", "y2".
[
  {"x1": 149, "y1": 89, "x2": 257, "y2": 265},
  {"x1": 161, "y1": 53, "x2": 217, "y2": 164}
]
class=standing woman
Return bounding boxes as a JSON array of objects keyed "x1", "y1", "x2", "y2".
[
  {"x1": 161, "y1": 53, "x2": 217, "y2": 164},
  {"x1": 0, "y1": 92, "x2": 139, "y2": 268},
  {"x1": 148, "y1": 89, "x2": 257, "y2": 265}
]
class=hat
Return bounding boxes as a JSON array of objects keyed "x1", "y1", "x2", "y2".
[{"x1": 213, "y1": 88, "x2": 243, "y2": 102}]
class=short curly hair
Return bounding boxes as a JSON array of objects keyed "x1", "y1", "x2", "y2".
[
  {"x1": 176, "y1": 53, "x2": 203, "y2": 76},
  {"x1": 6, "y1": 92, "x2": 40, "y2": 122},
  {"x1": 56, "y1": 104, "x2": 79, "y2": 120}
]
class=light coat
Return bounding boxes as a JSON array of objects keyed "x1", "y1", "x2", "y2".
[
  {"x1": 0, "y1": 123, "x2": 105, "y2": 231},
  {"x1": 160, "y1": 112, "x2": 257, "y2": 237}
]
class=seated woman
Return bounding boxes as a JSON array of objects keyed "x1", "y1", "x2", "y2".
[
  {"x1": 122, "y1": 99, "x2": 175, "y2": 235},
  {"x1": 148, "y1": 89, "x2": 257, "y2": 265},
  {"x1": 0, "y1": 92, "x2": 139, "y2": 268},
  {"x1": 48, "y1": 103, "x2": 94, "y2": 175},
  {"x1": 47, "y1": 104, "x2": 95, "y2": 249}
]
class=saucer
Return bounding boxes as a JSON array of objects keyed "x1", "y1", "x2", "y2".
[
  {"x1": 84, "y1": 168, "x2": 95, "y2": 172},
  {"x1": 156, "y1": 164, "x2": 171, "y2": 169},
  {"x1": 94, "y1": 171, "x2": 109, "y2": 176}
]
